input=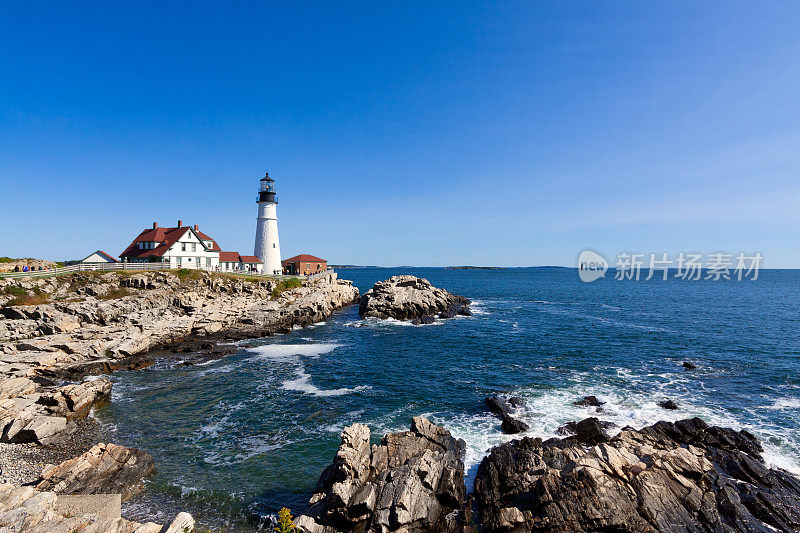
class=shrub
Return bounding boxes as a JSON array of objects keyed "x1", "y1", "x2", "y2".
[
  {"x1": 275, "y1": 508, "x2": 296, "y2": 533},
  {"x1": 3, "y1": 286, "x2": 49, "y2": 306},
  {"x1": 271, "y1": 278, "x2": 302, "y2": 299},
  {"x1": 99, "y1": 287, "x2": 131, "y2": 300}
]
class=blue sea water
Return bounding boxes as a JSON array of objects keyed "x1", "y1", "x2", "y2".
[{"x1": 93, "y1": 267, "x2": 800, "y2": 531}]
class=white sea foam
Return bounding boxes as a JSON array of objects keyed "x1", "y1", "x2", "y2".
[
  {"x1": 246, "y1": 343, "x2": 342, "y2": 360},
  {"x1": 766, "y1": 398, "x2": 800, "y2": 410},
  {"x1": 468, "y1": 300, "x2": 490, "y2": 316},
  {"x1": 427, "y1": 370, "x2": 800, "y2": 490},
  {"x1": 282, "y1": 367, "x2": 370, "y2": 397}
]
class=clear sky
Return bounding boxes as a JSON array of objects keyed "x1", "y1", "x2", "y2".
[{"x1": 1, "y1": 2, "x2": 799, "y2": 267}]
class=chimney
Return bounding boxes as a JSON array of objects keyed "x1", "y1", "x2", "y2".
[
  {"x1": 194, "y1": 224, "x2": 198, "y2": 231},
  {"x1": 178, "y1": 220, "x2": 182, "y2": 228},
  {"x1": 153, "y1": 222, "x2": 158, "y2": 229}
]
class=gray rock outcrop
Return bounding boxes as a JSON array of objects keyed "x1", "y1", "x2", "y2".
[
  {"x1": 37, "y1": 442, "x2": 155, "y2": 500},
  {"x1": 0, "y1": 482, "x2": 192, "y2": 532},
  {"x1": 474, "y1": 417, "x2": 800, "y2": 532},
  {"x1": 359, "y1": 276, "x2": 471, "y2": 323},
  {"x1": 295, "y1": 416, "x2": 469, "y2": 533},
  {"x1": 0, "y1": 377, "x2": 111, "y2": 445}
]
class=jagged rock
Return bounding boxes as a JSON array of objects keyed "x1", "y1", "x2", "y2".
[
  {"x1": 359, "y1": 276, "x2": 470, "y2": 322},
  {"x1": 0, "y1": 483, "x2": 183, "y2": 532},
  {"x1": 507, "y1": 396, "x2": 524, "y2": 408},
  {"x1": 573, "y1": 395, "x2": 604, "y2": 407},
  {"x1": 37, "y1": 442, "x2": 155, "y2": 500},
  {"x1": 163, "y1": 512, "x2": 195, "y2": 532},
  {"x1": 658, "y1": 399, "x2": 678, "y2": 410},
  {"x1": 683, "y1": 361, "x2": 697, "y2": 370},
  {"x1": 485, "y1": 396, "x2": 529, "y2": 434},
  {"x1": 555, "y1": 417, "x2": 615, "y2": 445},
  {"x1": 296, "y1": 417, "x2": 468, "y2": 533},
  {"x1": 475, "y1": 417, "x2": 800, "y2": 532}
]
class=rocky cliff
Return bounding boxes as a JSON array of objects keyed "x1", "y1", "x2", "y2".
[{"x1": 474, "y1": 417, "x2": 800, "y2": 532}]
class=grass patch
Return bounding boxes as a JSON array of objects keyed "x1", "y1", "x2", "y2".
[
  {"x1": 2, "y1": 286, "x2": 49, "y2": 306},
  {"x1": 175, "y1": 268, "x2": 203, "y2": 282},
  {"x1": 272, "y1": 277, "x2": 303, "y2": 299},
  {"x1": 98, "y1": 287, "x2": 131, "y2": 300}
]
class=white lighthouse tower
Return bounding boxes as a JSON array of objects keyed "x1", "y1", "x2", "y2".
[{"x1": 254, "y1": 171, "x2": 282, "y2": 275}]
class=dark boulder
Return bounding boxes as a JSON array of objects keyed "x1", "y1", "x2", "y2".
[
  {"x1": 658, "y1": 399, "x2": 679, "y2": 410},
  {"x1": 556, "y1": 417, "x2": 616, "y2": 445},
  {"x1": 683, "y1": 361, "x2": 697, "y2": 370},
  {"x1": 485, "y1": 396, "x2": 529, "y2": 434},
  {"x1": 573, "y1": 395, "x2": 605, "y2": 407}
]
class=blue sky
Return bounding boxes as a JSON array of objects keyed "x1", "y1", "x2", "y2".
[{"x1": 1, "y1": 2, "x2": 799, "y2": 267}]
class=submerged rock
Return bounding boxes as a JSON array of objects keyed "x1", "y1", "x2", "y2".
[
  {"x1": 658, "y1": 399, "x2": 679, "y2": 410},
  {"x1": 475, "y1": 417, "x2": 800, "y2": 532},
  {"x1": 485, "y1": 396, "x2": 529, "y2": 434},
  {"x1": 37, "y1": 442, "x2": 155, "y2": 500},
  {"x1": 683, "y1": 361, "x2": 697, "y2": 370},
  {"x1": 573, "y1": 395, "x2": 605, "y2": 407},
  {"x1": 295, "y1": 416, "x2": 469, "y2": 533},
  {"x1": 359, "y1": 276, "x2": 471, "y2": 323}
]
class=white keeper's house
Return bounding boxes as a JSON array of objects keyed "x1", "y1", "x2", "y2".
[
  {"x1": 119, "y1": 221, "x2": 223, "y2": 270},
  {"x1": 119, "y1": 220, "x2": 266, "y2": 273}
]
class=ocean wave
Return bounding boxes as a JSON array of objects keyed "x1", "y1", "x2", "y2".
[
  {"x1": 246, "y1": 342, "x2": 343, "y2": 360},
  {"x1": 425, "y1": 372, "x2": 800, "y2": 487},
  {"x1": 765, "y1": 397, "x2": 800, "y2": 410},
  {"x1": 282, "y1": 366, "x2": 370, "y2": 397}
]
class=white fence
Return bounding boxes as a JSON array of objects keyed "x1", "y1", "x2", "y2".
[{"x1": 0, "y1": 262, "x2": 319, "y2": 281}]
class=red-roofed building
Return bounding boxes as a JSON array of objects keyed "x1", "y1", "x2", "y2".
[
  {"x1": 282, "y1": 254, "x2": 327, "y2": 275},
  {"x1": 218, "y1": 252, "x2": 265, "y2": 273},
  {"x1": 120, "y1": 221, "x2": 223, "y2": 270}
]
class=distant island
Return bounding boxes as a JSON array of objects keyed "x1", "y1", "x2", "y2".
[{"x1": 445, "y1": 266, "x2": 508, "y2": 270}]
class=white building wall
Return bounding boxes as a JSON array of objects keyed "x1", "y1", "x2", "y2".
[
  {"x1": 254, "y1": 202, "x2": 281, "y2": 275},
  {"x1": 82, "y1": 252, "x2": 115, "y2": 263},
  {"x1": 163, "y1": 229, "x2": 220, "y2": 270}
]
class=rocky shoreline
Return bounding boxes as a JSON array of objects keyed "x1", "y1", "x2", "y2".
[
  {"x1": 3, "y1": 271, "x2": 798, "y2": 532},
  {"x1": 0, "y1": 269, "x2": 359, "y2": 531},
  {"x1": 296, "y1": 415, "x2": 800, "y2": 533}
]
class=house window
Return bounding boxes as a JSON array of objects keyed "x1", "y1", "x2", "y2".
[
  {"x1": 182, "y1": 243, "x2": 186, "y2": 251},
  {"x1": 192, "y1": 243, "x2": 196, "y2": 252}
]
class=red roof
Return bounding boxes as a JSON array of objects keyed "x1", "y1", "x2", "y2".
[
  {"x1": 282, "y1": 254, "x2": 326, "y2": 264},
  {"x1": 80, "y1": 250, "x2": 118, "y2": 263},
  {"x1": 120, "y1": 224, "x2": 222, "y2": 259},
  {"x1": 219, "y1": 252, "x2": 262, "y2": 264},
  {"x1": 219, "y1": 251, "x2": 240, "y2": 262}
]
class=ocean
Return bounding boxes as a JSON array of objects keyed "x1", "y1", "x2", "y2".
[{"x1": 92, "y1": 267, "x2": 800, "y2": 531}]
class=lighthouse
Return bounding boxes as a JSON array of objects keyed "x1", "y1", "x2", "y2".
[{"x1": 254, "y1": 171, "x2": 282, "y2": 275}]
